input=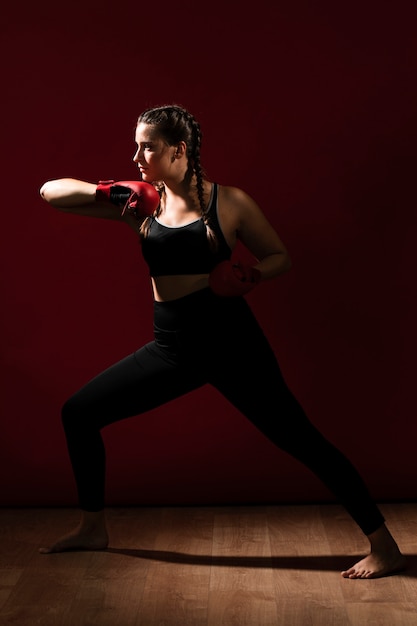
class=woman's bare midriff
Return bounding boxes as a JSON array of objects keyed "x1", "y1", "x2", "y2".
[{"x1": 151, "y1": 274, "x2": 210, "y2": 302}]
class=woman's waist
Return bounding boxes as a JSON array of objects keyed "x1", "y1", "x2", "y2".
[
  {"x1": 151, "y1": 274, "x2": 209, "y2": 302},
  {"x1": 152, "y1": 282, "x2": 251, "y2": 333}
]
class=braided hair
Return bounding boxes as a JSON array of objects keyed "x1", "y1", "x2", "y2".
[{"x1": 137, "y1": 104, "x2": 217, "y2": 248}]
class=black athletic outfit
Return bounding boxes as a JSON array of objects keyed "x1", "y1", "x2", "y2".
[{"x1": 61, "y1": 183, "x2": 385, "y2": 535}]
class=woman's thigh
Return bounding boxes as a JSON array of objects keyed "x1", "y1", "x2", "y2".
[{"x1": 63, "y1": 341, "x2": 207, "y2": 430}]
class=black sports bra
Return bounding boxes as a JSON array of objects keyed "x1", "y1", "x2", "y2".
[{"x1": 141, "y1": 183, "x2": 231, "y2": 276}]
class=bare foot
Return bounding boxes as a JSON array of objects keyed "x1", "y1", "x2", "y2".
[
  {"x1": 341, "y1": 523, "x2": 406, "y2": 579},
  {"x1": 39, "y1": 511, "x2": 109, "y2": 554},
  {"x1": 341, "y1": 550, "x2": 406, "y2": 579},
  {"x1": 39, "y1": 528, "x2": 109, "y2": 554}
]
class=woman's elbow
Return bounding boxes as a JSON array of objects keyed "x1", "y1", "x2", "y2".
[
  {"x1": 39, "y1": 179, "x2": 73, "y2": 210},
  {"x1": 276, "y1": 250, "x2": 292, "y2": 275},
  {"x1": 39, "y1": 180, "x2": 58, "y2": 204}
]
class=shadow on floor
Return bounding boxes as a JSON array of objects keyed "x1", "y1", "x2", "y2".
[{"x1": 105, "y1": 547, "x2": 416, "y2": 577}]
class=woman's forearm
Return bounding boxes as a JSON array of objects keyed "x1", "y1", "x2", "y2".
[
  {"x1": 255, "y1": 252, "x2": 292, "y2": 280},
  {"x1": 39, "y1": 178, "x2": 125, "y2": 221},
  {"x1": 40, "y1": 178, "x2": 96, "y2": 207}
]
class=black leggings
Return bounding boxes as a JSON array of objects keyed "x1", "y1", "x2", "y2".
[{"x1": 62, "y1": 288, "x2": 384, "y2": 535}]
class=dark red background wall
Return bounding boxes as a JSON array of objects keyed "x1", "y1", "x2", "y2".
[{"x1": 1, "y1": 1, "x2": 416, "y2": 507}]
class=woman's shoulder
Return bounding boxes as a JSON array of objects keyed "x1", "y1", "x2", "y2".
[
  {"x1": 217, "y1": 183, "x2": 258, "y2": 213},
  {"x1": 217, "y1": 183, "x2": 252, "y2": 201}
]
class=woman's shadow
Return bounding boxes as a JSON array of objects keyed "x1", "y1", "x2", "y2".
[{"x1": 106, "y1": 547, "x2": 417, "y2": 577}]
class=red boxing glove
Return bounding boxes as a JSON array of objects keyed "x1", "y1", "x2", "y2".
[
  {"x1": 209, "y1": 260, "x2": 261, "y2": 297},
  {"x1": 96, "y1": 180, "x2": 160, "y2": 218}
]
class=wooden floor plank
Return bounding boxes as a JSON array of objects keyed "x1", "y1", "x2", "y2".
[
  {"x1": 134, "y1": 507, "x2": 214, "y2": 626},
  {"x1": 267, "y1": 505, "x2": 350, "y2": 625},
  {"x1": 345, "y1": 602, "x2": 417, "y2": 626},
  {"x1": 208, "y1": 507, "x2": 279, "y2": 625}
]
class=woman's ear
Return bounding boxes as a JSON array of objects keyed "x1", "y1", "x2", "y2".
[{"x1": 174, "y1": 141, "x2": 187, "y2": 159}]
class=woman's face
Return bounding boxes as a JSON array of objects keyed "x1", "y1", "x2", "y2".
[{"x1": 133, "y1": 122, "x2": 177, "y2": 182}]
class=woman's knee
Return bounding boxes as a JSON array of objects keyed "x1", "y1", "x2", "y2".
[{"x1": 61, "y1": 394, "x2": 89, "y2": 433}]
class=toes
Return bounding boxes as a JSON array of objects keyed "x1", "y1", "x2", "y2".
[
  {"x1": 341, "y1": 567, "x2": 368, "y2": 579},
  {"x1": 341, "y1": 567, "x2": 356, "y2": 578}
]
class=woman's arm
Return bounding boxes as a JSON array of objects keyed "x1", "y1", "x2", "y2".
[
  {"x1": 40, "y1": 178, "x2": 127, "y2": 221},
  {"x1": 221, "y1": 186, "x2": 292, "y2": 280}
]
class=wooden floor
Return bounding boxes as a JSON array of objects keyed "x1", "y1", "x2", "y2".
[{"x1": 0, "y1": 503, "x2": 416, "y2": 625}]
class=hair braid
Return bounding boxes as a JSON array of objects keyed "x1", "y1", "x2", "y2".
[{"x1": 187, "y1": 113, "x2": 217, "y2": 250}]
